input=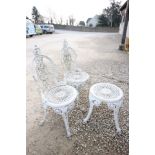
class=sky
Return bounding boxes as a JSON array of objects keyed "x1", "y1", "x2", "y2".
[{"x1": 26, "y1": 0, "x2": 125, "y2": 24}]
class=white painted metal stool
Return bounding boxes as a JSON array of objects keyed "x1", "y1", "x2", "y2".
[
  {"x1": 32, "y1": 45, "x2": 78, "y2": 137},
  {"x1": 83, "y1": 83, "x2": 123, "y2": 133}
]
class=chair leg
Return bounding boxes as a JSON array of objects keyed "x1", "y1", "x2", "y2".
[
  {"x1": 75, "y1": 92, "x2": 80, "y2": 106},
  {"x1": 83, "y1": 101, "x2": 94, "y2": 123},
  {"x1": 113, "y1": 105, "x2": 121, "y2": 133},
  {"x1": 62, "y1": 113, "x2": 71, "y2": 137},
  {"x1": 39, "y1": 106, "x2": 48, "y2": 126}
]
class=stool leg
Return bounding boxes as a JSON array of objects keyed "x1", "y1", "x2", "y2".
[
  {"x1": 83, "y1": 101, "x2": 94, "y2": 123},
  {"x1": 62, "y1": 113, "x2": 71, "y2": 137},
  {"x1": 113, "y1": 105, "x2": 121, "y2": 133}
]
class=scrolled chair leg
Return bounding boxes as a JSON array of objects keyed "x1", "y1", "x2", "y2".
[
  {"x1": 75, "y1": 91, "x2": 80, "y2": 106},
  {"x1": 39, "y1": 106, "x2": 48, "y2": 126},
  {"x1": 62, "y1": 112, "x2": 71, "y2": 137},
  {"x1": 38, "y1": 93, "x2": 48, "y2": 126}
]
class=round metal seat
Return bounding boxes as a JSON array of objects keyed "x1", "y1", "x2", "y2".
[
  {"x1": 65, "y1": 69, "x2": 89, "y2": 87},
  {"x1": 90, "y1": 83, "x2": 123, "y2": 102},
  {"x1": 46, "y1": 85, "x2": 78, "y2": 107}
]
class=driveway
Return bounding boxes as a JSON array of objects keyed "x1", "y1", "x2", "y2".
[{"x1": 26, "y1": 30, "x2": 129, "y2": 155}]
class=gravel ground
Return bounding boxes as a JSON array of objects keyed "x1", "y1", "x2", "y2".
[{"x1": 26, "y1": 30, "x2": 129, "y2": 155}]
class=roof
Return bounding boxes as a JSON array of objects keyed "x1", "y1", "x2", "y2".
[
  {"x1": 86, "y1": 18, "x2": 92, "y2": 23},
  {"x1": 120, "y1": 1, "x2": 128, "y2": 11}
]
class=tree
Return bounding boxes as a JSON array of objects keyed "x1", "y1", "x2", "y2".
[
  {"x1": 97, "y1": 0, "x2": 121, "y2": 27},
  {"x1": 106, "y1": 0, "x2": 122, "y2": 27},
  {"x1": 97, "y1": 14, "x2": 109, "y2": 27},
  {"x1": 47, "y1": 8, "x2": 53, "y2": 24},
  {"x1": 60, "y1": 17, "x2": 63, "y2": 25},
  {"x1": 50, "y1": 18, "x2": 53, "y2": 24},
  {"x1": 69, "y1": 16, "x2": 75, "y2": 26},
  {"x1": 66, "y1": 20, "x2": 69, "y2": 25},
  {"x1": 109, "y1": 0, "x2": 122, "y2": 27},
  {"x1": 32, "y1": 6, "x2": 40, "y2": 24},
  {"x1": 52, "y1": 13, "x2": 57, "y2": 24},
  {"x1": 79, "y1": 21, "x2": 85, "y2": 26}
]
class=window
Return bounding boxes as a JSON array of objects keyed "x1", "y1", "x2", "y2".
[{"x1": 44, "y1": 26, "x2": 49, "y2": 28}]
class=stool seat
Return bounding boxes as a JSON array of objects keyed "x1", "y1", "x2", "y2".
[{"x1": 90, "y1": 83, "x2": 123, "y2": 102}]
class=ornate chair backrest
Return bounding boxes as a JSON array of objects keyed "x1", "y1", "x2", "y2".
[
  {"x1": 33, "y1": 45, "x2": 41, "y2": 56},
  {"x1": 32, "y1": 45, "x2": 58, "y2": 92},
  {"x1": 60, "y1": 40, "x2": 77, "y2": 72}
]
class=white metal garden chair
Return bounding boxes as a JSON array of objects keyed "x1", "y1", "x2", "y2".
[
  {"x1": 60, "y1": 40, "x2": 89, "y2": 90},
  {"x1": 32, "y1": 45, "x2": 78, "y2": 137}
]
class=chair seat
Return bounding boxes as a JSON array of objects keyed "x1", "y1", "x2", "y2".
[
  {"x1": 65, "y1": 70, "x2": 89, "y2": 83},
  {"x1": 90, "y1": 83, "x2": 123, "y2": 102},
  {"x1": 45, "y1": 85, "x2": 78, "y2": 107}
]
